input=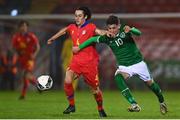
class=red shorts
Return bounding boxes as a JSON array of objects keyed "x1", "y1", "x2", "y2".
[
  {"x1": 69, "y1": 60, "x2": 99, "y2": 89},
  {"x1": 18, "y1": 57, "x2": 34, "y2": 72}
]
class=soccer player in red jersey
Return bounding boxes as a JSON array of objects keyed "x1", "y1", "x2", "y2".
[
  {"x1": 12, "y1": 20, "x2": 40, "y2": 99},
  {"x1": 47, "y1": 7, "x2": 112, "y2": 117}
]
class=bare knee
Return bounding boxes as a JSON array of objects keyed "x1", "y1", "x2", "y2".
[
  {"x1": 64, "y1": 70, "x2": 74, "y2": 84},
  {"x1": 24, "y1": 71, "x2": 33, "y2": 80},
  {"x1": 119, "y1": 72, "x2": 130, "y2": 80},
  {"x1": 91, "y1": 87, "x2": 100, "y2": 94}
]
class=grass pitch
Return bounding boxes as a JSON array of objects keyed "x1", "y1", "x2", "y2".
[{"x1": 0, "y1": 90, "x2": 179, "y2": 119}]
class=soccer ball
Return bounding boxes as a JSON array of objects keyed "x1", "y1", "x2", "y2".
[{"x1": 37, "y1": 75, "x2": 53, "y2": 91}]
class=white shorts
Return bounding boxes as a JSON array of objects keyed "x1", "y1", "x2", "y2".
[{"x1": 115, "y1": 61, "x2": 153, "y2": 81}]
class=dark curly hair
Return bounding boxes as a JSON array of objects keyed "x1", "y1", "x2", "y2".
[
  {"x1": 18, "y1": 20, "x2": 29, "y2": 27},
  {"x1": 76, "y1": 6, "x2": 91, "y2": 20},
  {"x1": 106, "y1": 15, "x2": 120, "y2": 25}
]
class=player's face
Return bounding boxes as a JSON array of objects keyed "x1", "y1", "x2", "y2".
[
  {"x1": 19, "y1": 23, "x2": 28, "y2": 33},
  {"x1": 107, "y1": 24, "x2": 120, "y2": 35},
  {"x1": 75, "y1": 10, "x2": 86, "y2": 26}
]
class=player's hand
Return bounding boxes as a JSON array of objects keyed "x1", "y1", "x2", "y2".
[
  {"x1": 72, "y1": 47, "x2": 80, "y2": 54},
  {"x1": 47, "y1": 38, "x2": 54, "y2": 45},
  {"x1": 124, "y1": 25, "x2": 131, "y2": 33},
  {"x1": 106, "y1": 31, "x2": 115, "y2": 38}
]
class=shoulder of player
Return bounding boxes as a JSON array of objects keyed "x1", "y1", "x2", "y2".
[
  {"x1": 68, "y1": 23, "x2": 95, "y2": 27},
  {"x1": 27, "y1": 32, "x2": 35, "y2": 35},
  {"x1": 87, "y1": 23, "x2": 96, "y2": 27},
  {"x1": 27, "y1": 32, "x2": 39, "y2": 41},
  {"x1": 12, "y1": 33, "x2": 20, "y2": 39},
  {"x1": 67, "y1": 24, "x2": 77, "y2": 31},
  {"x1": 68, "y1": 24, "x2": 76, "y2": 28},
  {"x1": 27, "y1": 32, "x2": 37, "y2": 37}
]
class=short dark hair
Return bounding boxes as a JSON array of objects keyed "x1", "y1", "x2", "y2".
[
  {"x1": 76, "y1": 6, "x2": 91, "y2": 20},
  {"x1": 18, "y1": 20, "x2": 29, "y2": 27},
  {"x1": 106, "y1": 15, "x2": 120, "y2": 25}
]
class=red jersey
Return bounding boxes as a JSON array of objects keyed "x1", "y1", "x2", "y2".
[
  {"x1": 67, "y1": 23, "x2": 99, "y2": 64},
  {"x1": 12, "y1": 32, "x2": 39, "y2": 58}
]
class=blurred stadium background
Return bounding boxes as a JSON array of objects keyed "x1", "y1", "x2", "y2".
[{"x1": 0, "y1": 0, "x2": 180, "y2": 91}]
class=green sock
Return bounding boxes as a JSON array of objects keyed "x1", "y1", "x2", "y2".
[
  {"x1": 149, "y1": 82, "x2": 164, "y2": 103},
  {"x1": 115, "y1": 74, "x2": 137, "y2": 104}
]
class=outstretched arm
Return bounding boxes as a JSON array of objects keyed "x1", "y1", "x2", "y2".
[
  {"x1": 130, "y1": 27, "x2": 141, "y2": 36},
  {"x1": 47, "y1": 27, "x2": 67, "y2": 44},
  {"x1": 79, "y1": 36, "x2": 99, "y2": 49},
  {"x1": 124, "y1": 25, "x2": 141, "y2": 36},
  {"x1": 72, "y1": 36, "x2": 99, "y2": 53}
]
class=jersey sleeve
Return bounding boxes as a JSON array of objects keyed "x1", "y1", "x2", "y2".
[
  {"x1": 96, "y1": 35, "x2": 108, "y2": 43},
  {"x1": 89, "y1": 23, "x2": 96, "y2": 33},
  {"x1": 67, "y1": 24, "x2": 73, "y2": 33},
  {"x1": 79, "y1": 35, "x2": 108, "y2": 50},
  {"x1": 130, "y1": 27, "x2": 142, "y2": 36},
  {"x1": 79, "y1": 36, "x2": 99, "y2": 50}
]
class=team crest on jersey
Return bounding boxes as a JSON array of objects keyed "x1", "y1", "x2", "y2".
[
  {"x1": 82, "y1": 30, "x2": 86, "y2": 35},
  {"x1": 120, "y1": 32, "x2": 125, "y2": 38}
]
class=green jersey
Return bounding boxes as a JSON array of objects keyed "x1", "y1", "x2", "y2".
[{"x1": 79, "y1": 26, "x2": 143, "y2": 66}]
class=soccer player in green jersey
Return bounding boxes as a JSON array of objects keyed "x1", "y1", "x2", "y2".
[{"x1": 72, "y1": 15, "x2": 167, "y2": 114}]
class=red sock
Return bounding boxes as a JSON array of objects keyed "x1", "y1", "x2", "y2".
[
  {"x1": 94, "y1": 90, "x2": 103, "y2": 111},
  {"x1": 21, "y1": 79, "x2": 29, "y2": 97},
  {"x1": 64, "y1": 83, "x2": 74, "y2": 106}
]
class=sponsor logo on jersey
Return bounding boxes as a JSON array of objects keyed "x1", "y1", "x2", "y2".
[{"x1": 120, "y1": 32, "x2": 125, "y2": 38}]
